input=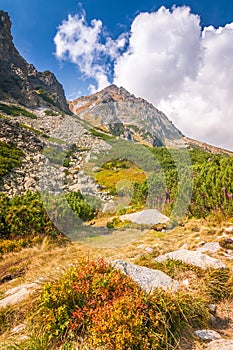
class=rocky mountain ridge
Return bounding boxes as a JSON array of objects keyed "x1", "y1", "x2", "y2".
[
  {"x1": 0, "y1": 10, "x2": 69, "y2": 112},
  {"x1": 69, "y1": 84, "x2": 183, "y2": 147}
]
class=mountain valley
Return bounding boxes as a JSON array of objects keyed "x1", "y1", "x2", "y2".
[{"x1": 0, "y1": 10, "x2": 233, "y2": 350}]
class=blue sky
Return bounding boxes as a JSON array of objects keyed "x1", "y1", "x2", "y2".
[
  {"x1": 0, "y1": 0, "x2": 233, "y2": 150},
  {"x1": 0, "y1": 0, "x2": 232, "y2": 97}
]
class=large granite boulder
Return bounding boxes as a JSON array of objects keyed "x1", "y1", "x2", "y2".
[
  {"x1": 120, "y1": 209, "x2": 169, "y2": 226},
  {"x1": 112, "y1": 260, "x2": 179, "y2": 293}
]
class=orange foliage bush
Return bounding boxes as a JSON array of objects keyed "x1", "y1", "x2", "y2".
[{"x1": 39, "y1": 258, "x2": 208, "y2": 349}]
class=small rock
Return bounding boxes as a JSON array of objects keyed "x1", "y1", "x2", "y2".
[
  {"x1": 102, "y1": 202, "x2": 116, "y2": 213},
  {"x1": 69, "y1": 183, "x2": 81, "y2": 192},
  {"x1": 206, "y1": 339, "x2": 233, "y2": 350},
  {"x1": 155, "y1": 249, "x2": 226, "y2": 269},
  {"x1": 194, "y1": 329, "x2": 221, "y2": 341},
  {"x1": 223, "y1": 252, "x2": 233, "y2": 260},
  {"x1": 24, "y1": 178, "x2": 35, "y2": 190},
  {"x1": 180, "y1": 243, "x2": 189, "y2": 249},
  {"x1": 219, "y1": 237, "x2": 233, "y2": 249},
  {"x1": 145, "y1": 247, "x2": 153, "y2": 253},
  {"x1": 197, "y1": 242, "x2": 221, "y2": 253},
  {"x1": 209, "y1": 315, "x2": 218, "y2": 326},
  {"x1": 136, "y1": 244, "x2": 145, "y2": 249},
  {"x1": 207, "y1": 304, "x2": 217, "y2": 315},
  {"x1": 181, "y1": 278, "x2": 189, "y2": 287},
  {"x1": 19, "y1": 335, "x2": 29, "y2": 341},
  {"x1": 0, "y1": 278, "x2": 43, "y2": 308},
  {"x1": 11, "y1": 324, "x2": 25, "y2": 334},
  {"x1": 225, "y1": 226, "x2": 233, "y2": 233}
]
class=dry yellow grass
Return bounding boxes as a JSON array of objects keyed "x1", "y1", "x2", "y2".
[{"x1": 0, "y1": 217, "x2": 233, "y2": 348}]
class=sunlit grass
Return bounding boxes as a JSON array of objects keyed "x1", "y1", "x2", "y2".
[{"x1": 95, "y1": 159, "x2": 147, "y2": 193}]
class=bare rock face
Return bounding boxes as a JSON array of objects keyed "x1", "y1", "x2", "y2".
[
  {"x1": 0, "y1": 11, "x2": 69, "y2": 112},
  {"x1": 69, "y1": 84, "x2": 183, "y2": 146}
]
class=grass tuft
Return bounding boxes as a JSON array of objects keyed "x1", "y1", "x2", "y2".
[{"x1": 0, "y1": 103, "x2": 37, "y2": 119}]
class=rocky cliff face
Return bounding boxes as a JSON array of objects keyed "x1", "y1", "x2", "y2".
[
  {"x1": 0, "y1": 10, "x2": 69, "y2": 112},
  {"x1": 69, "y1": 84, "x2": 183, "y2": 146}
]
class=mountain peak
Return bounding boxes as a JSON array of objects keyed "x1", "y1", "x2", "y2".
[
  {"x1": 0, "y1": 10, "x2": 12, "y2": 39},
  {"x1": 0, "y1": 10, "x2": 69, "y2": 112},
  {"x1": 69, "y1": 84, "x2": 183, "y2": 146},
  {"x1": 97, "y1": 84, "x2": 136, "y2": 99}
]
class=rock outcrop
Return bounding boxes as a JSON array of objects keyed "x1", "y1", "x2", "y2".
[
  {"x1": 0, "y1": 11, "x2": 69, "y2": 112},
  {"x1": 69, "y1": 84, "x2": 183, "y2": 147}
]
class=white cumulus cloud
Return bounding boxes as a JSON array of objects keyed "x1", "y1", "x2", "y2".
[
  {"x1": 55, "y1": 5, "x2": 233, "y2": 150},
  {"x1": 54, "y1": 9, "x2": 127, "y2": 92},
  {"x1": 114, "y1": 6, "x2": 202, "y2": 102},
  {"x1": 114, "y1": 6, "x2": 233, "y2": 150}
]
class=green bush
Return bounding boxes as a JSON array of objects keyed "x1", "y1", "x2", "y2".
[
  {"x1": 66, "y1": 191, "x2": 96, "y2": 221},
  {"x1": 0, "y1": 141, "x2": 24, "y2": 178},
  {"x1": 93, "y1": 142, "x2": 231, "y2": 220},
  {"x1": 89, "y1": 128, "x2": 113, "y2": 141},
  {"x1": 106, "y1": 217, "x2": 130, "y2": 229},
  {"x1": 0, "y1": 191, "x2": 96, "y2": 240},
  {"x1": 0, "y1": 191, "x2": 56, "y2": 238},
  {"x1": 44, "y1": 109, "x2": 59, "y2": 116}
]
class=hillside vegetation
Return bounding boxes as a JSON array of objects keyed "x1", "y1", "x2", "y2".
[
  {"x1": 0, "y1": 141, "x2": 24, "y2": 178},
  {"x1": 0, "y1": 140, "x2": 233, "y2": 349},
  {"x1": 3, "y1": 9, "x2": 233, "y2": 348}
]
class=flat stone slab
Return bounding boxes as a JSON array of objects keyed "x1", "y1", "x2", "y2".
[
  {"x1": 224, "y1": 226, "x2": 233, "y2": 233},
  {"x1": 194, "y1": 330, "x2": 221, "y2": 341},
  {"x1": 11, "y1": 323, "x2": 26, "y2": 334},
  {"x1": 197, "y1": 242, "x2": 221, "y2": 253},
  {"x1": 120, "y1": 209, "x2": 169, "y2": 226},
  {"x1": 155, "y1": 249, "x2": 226, "y2": 269},
  {"x1": 112, "y1": 260, "x2": 179, "y2": 293},
  {"x1": 206, "y1": 339, "x2": 233, "y2": 350},
  {"x1": 0, "y1": 278, "x2": 43, "y2": 309}
]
